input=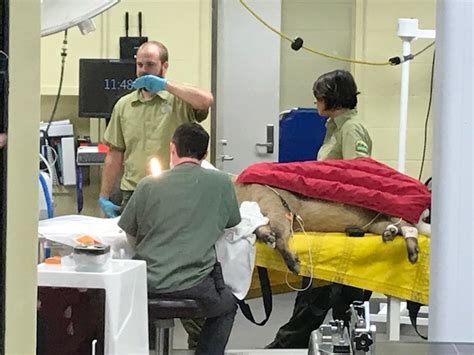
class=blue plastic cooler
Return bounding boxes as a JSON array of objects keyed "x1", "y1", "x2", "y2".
[{"x1": 278, "y1": 108, "x2": 327, "y2": 163}]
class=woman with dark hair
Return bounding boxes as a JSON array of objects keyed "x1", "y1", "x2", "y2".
[
  {"x1": 267, "y1": 70, "x2": 373, "y2": 349},
  {"x1": 313, "y1": 69, "x2": 372, "y2": 160}
]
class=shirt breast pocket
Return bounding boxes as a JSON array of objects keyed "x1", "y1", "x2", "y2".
[{"x1": 121, "y1": 111, "x2": 147, "y2": 148}]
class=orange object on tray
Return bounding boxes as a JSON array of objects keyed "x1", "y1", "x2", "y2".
[
  {"x1": 76, "y1": 235, "x2": 99, "y2": 245},
  {"x1": 44, "y1": 256, "x2": 61, "y2": 265}
]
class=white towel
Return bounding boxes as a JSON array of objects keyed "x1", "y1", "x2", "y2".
[{"x1": 216, "y1": 201, "x2": 269, "y2": 300}]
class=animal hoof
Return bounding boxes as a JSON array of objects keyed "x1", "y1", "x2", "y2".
[
  {"x1": 286, "y1": 255, "x2": 300, "y2": 275},
  {"x1": 255, "y1": 227, "x2": 278, "y2": 247},
  {"x1": 408, "y1": 252, "x2": 418, "y2": 264},
  {"x1": 265, "y1": 233, "x2": 276, "y2": 248},
  {"x1": 406, "y1": 238, "x2": 419, "y2": 264},
  {"x1": 382, "y1": 225, "x2": 398, "y2": 242},
  {"x1": 382, "y1": 231, "x2": 392, "y2": 242}
]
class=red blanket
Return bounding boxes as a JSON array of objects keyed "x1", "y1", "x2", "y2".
[{"x1": 236, "y1": 158, "x2": 431, "y2": 224}]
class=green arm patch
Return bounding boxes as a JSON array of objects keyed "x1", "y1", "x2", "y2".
[{"x1": 355, "y1": 140, "x2": 369, "y2": 154}]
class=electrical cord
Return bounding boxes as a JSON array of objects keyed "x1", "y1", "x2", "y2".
[
  {"x1": 239, "y1": 0, "x2": 434, "y2": 66},
  {"x1": 40, "y1": 145, "x2": 58, "y2": 169},
  {"x1": 360, "y1": 212, "x2": 381, "y2": 230},
  {"x1": 418, "y1": 50, "x2": 436, "y2": 181},
  {"x1": 284, "y1": 215, "x2": 315, "y2": 292},
  {"x1": 388, "y1": 42, "x2": 435, "y2": 65},
  {"x1": 39, "y1": 153, "x2": 53, "y2": 181},
  {"x1": 413, "y1": 41, "x2": 436, "y2": 57},
  {"x1": 40, "y1": 129, "x2": 59, "y2": 185},
  {"x1": 45, "y1": 30, "x2": 68, "y2": 134}
]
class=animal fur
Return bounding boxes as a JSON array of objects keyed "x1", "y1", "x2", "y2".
[{"x1": 234, "y1": 182, "x2": 420, "y2": 274}]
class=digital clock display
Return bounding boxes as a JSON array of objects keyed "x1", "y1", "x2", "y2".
[
  {"x1": 103, "y1": 78, "x2": 135, "y2": 91},
  {"x1": 79, "y1": 59, "x2": 136, "y2": 118}
]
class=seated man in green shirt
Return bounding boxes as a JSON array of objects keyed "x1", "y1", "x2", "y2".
[{"x1": 118, "y1": 122, "x2": 241, "y2": 355}]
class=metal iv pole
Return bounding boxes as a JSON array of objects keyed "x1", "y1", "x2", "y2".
[{"x1": 387, "y1": 18, "x2": 435, "y2": 342}]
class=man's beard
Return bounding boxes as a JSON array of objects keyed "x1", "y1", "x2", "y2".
[{"x1": 139, "y1": 69, "x2": 164, "y2": 78}]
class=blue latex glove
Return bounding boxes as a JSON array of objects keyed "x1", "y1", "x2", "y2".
[
  {"x1": 132, "y1": 75, "x2": 168, "y2": 93},
  {"x1": 98, "y1": 196, "x2": 120, "y2": 218}
]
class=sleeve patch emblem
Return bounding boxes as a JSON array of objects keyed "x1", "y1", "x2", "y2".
[{"x1": 355, "y1": 140, "x2": 369, "y2": 154}]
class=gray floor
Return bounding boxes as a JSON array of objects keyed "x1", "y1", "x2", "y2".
[
  {"x1": 174, "y1": 292, "x2": 298, "y2": 350},
  {"x1": 161, "y1": 292, "x2": 464, "y2": 354}
]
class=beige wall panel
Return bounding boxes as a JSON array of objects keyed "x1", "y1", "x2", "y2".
[
  {"x1": 282, "y1": 1, "x2": 354, "y2": 30},
  {"x1": 365, "y1": 2, "x2": 436, "y2": 31},
  {"x1": 363, "y1": 95, "x2": 433, "y2": 130},
  {"x1": 280, "y1": 0, "x2": 354, "y2": 111},
  {"x1": 41, "y1": 20, "x2": 104, "y2": 95},
  {"x1": 103, "y1": 0, "x2": 207, "y2": 84},
  {"x1": 6, "y1": 0, "x2": 40, "y2": 353}
]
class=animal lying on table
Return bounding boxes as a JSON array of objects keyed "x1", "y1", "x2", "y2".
[{"x1": 234, "y1": 182, "x2": 421, "y2": 274}]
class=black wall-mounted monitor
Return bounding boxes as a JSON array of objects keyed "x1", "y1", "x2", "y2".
[{"x1": 79, "y1": 59, "x2": 136, "y2": 118}]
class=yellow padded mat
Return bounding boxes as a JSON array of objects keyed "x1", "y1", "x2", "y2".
[{"x1": 249, "y1": 233, "x2": 429, "y2": 305}]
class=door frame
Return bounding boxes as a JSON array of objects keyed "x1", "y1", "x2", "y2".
[
  {"x1": 0, "y1": 0, "x2": 9, "y2": 352},
  {"x1": 210, "y1": 0, "x2": 218, "y2": 165}
]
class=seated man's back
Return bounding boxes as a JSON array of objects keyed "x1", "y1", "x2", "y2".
[
  {"x1": 119, "y1": 164, "x2": 240, "y2": 292},
  {"x1": 118, "y1": 122, "x2": 240, "y2": 355}
]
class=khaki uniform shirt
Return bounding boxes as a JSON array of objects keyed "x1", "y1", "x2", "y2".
[
  {"x1": 104, "y1": 90, "x2": 208, "y2": 191},
  {"x1": 317, "y1": 109, "x2": 372, "y2": 160},
  {"x1": 118, "y1": 164, "x2": 241, "y2": 293}
]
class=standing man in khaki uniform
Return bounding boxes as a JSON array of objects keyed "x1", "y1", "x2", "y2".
[
  {"x1": 267, "y1": 70, "x2": 373, "y2": 349},
  {"x1": 98, "y1": 40, "x2": 213, "y2": 218},
  {"x1": 98, "y1": 41, "x2": 213, "y2": 350}
]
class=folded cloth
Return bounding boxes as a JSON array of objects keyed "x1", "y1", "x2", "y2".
[{"x1": 216, "y1": 201, "x2": 269, "y2": 300}]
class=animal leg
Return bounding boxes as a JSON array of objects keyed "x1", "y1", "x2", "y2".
[
  {"x1": 275, "y1": 230, "x2": 300, "y2": 274},
  {"x1": 399, "y1": 221, "x2": 419, "y2": 264},
  {"x1": 269, "y1": 216, "x2": 300, "y2": 274},
  {"x1": 368, "y1": 218, "x2": 419, "y2": 263}
]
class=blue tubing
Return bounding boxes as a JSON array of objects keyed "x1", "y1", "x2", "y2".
[{"x1": 39, "y1": 173, "x2": 53, "y2": 219}]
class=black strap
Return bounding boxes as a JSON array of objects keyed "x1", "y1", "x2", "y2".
[
  {"x1": 407, "y1": 300, "x2": 428, "y2": 340},
  {"x1": 238, "y1": 266, "x2": 273, "y2": 326},
  {"x1": 301, "y1": 276, "x2": 312, "y2": 289}
]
